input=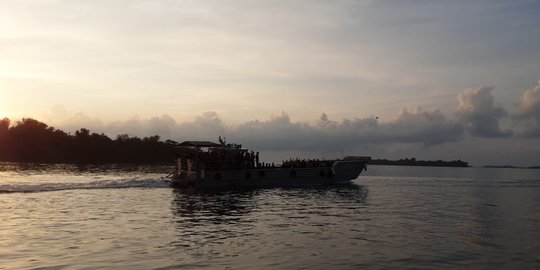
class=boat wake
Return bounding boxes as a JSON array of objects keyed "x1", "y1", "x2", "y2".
[{"x1": 0, "y1": 177, "x2": 170, "y2": 194}]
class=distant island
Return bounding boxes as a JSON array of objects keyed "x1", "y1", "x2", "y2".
[
  {"x1": 370, "y1": 158, "x2": 469, "y2": 167},
  {"x1": 484, "y1": 165, "x2": 540, "y2": 169}
]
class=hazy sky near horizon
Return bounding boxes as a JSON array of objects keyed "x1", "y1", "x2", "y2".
[{"x1": 1, "y1": 0, "x2": 540, "y2": 165}]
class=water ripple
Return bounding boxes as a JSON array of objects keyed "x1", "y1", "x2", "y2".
[{"x1": 1, "y1": 164, "x2": 539, "y2": 269}]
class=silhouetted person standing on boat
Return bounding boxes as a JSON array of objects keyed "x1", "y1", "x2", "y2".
[
  {"x1": 256, "y1": 152, "x2": 260, "y2": 168},
  {"x1": 219, "y1": 136, "x2": 225, "y2": 147}
]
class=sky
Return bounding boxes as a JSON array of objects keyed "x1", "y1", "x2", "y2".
[{"x1": 1, "y1": 0, "x2": 540, "y2": 166}]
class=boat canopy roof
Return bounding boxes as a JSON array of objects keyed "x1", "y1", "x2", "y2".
[{"x1": 178, "y1": 141, "x2": 220, "y2": 148}]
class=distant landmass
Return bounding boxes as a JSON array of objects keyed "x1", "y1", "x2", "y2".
[
  {"x1": 0, "y1": 117, "x2": 177, "y2": 164},
  {"x1": 484, "y1": 165, "x2": 518, "y2": 169},
  {"x1": 484, "y1": 165, "x2": 540, "y2": 169},
  {"x1": 370, "y1": 158, "x2": 469, "y2": 167}
]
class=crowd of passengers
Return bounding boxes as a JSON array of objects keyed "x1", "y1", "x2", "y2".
[
  {"x1": 198, "y1": 149, "x2": 261, "y2": 170},
  {"x1": 183, "y1": 150, "x2": 333, "y2": 170},
  {"x1": 280, "y1": 158, "x2": 334, "y2": 168}
]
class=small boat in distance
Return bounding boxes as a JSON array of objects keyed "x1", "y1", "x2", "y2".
[{"x1": 167, "y1": 138, "x2": 370, "y2": 188}]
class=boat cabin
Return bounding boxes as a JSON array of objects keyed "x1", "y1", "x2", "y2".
[{"x1": 174, "y1": 139, "x2": 259, "y2": 173}]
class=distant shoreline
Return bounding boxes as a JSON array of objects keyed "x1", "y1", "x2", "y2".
[
  {"x1": 483, "y1": 165, "x2": 540, "y2": 169},
  {"x1": 369, "y1": 158, "x2": 469, "y2": 168},
  {"x1": 368, "y1": 162, "x2": 540, "y2": 169}
]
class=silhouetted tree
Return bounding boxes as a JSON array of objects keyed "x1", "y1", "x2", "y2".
[
  {"x1": 75, "y1": 128, "x2": 90, "y2": 138},
  {"x1": 0, "y1": 118, "x2": 9, "y2": 133},
  {"x1": 0, "y1": 117, "x2": 176, "y2": 164}
]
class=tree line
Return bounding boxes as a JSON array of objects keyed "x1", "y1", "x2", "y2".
[{"x1": 0, "y1": 118, "x2": 177, "y2": 164}]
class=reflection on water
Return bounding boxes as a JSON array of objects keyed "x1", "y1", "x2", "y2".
[
  {"x1": 172, "y1": 189, "x2": 257, "y2": 219},
  {"x1": 168, "y1": 185, "x2": 369, "y2": 267},
  {"x1": 1, "y1": 163, "x2": 539, "y2": 269},
  {"x1": 171, "y1": 185, "x2": 368, "y2": 223}
]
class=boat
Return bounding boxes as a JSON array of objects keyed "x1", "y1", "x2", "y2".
[{"x1": 167, "y1": 138, "x2": 370, "y2": 188}]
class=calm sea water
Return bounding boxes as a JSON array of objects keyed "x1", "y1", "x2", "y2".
[{"x1": 1, "y1": 163, "x2": 539, "y2": 269}]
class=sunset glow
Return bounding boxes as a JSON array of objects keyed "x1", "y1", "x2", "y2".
[{"x1": 1, "y1": 0, "x2": 540, "y2": 166}]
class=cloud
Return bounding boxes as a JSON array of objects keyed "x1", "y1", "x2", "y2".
[
  {"x1": 30, "y1": 91, "x2": 540, "y2": 166},
  {"x1": 62, "y1": 112, "x2": 104, "y2": 134},
  {"x1": 107, "y1": 114, "x2": 179, "y2": 138},
  {"x1": 384, "y1": 107, "x2": 463, "y2": 145},
  {"x1": 44, "y1": 105, "x2": 105, "y2": 134},
  {"x1": 146, "y1": 115, "x2": 177, "y2": 136},
  {"x1": 49, "y1": 104, "x2": 71, "y2": 120},
  {"x1": 48, "y1": 107, "x2": 463, "y2": 152},
  {"x1": 228, "y1": 108, "x2": 463, "y2": 151},
  {"x1": 516, "y1": 81, "x2": 540, "y2": 136},
  {"x1": 176, "y1": 112, "x2": 227, "y2": 141},
  {"x1": 107, "y1": 116, "x2": 146, "y2": 137},
  {"x1": 457, "y1": 86, "x2": 512, "y2": 137},
  {"x1": 45, "y1": 84, "x2": 526, "y2": 151},
  {"x1": 41, "y1": 83, "x2": 531, "y2": 158}
]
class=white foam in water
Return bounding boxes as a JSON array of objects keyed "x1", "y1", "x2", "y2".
[{"x1": 0, "y1": 177, "x2": 170, "y2": 193}]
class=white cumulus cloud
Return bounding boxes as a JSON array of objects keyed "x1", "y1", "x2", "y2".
[
  {"x1": 516, "y1": 81, "x2": 540, "y2": 137},
  {"x1": 457, "y1": 86, "x2": 512, "y2": 137}
]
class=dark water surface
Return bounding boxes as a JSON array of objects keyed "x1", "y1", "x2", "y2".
[{"x1": 1, "y1": 163, "x2": 539, "y2": 269}]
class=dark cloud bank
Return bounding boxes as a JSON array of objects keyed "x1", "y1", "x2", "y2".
[{"x1": 53, "y1": 83, "x2": 540, "y2": 166}]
